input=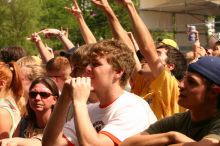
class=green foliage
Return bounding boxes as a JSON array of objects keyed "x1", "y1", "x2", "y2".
[
  {"x1": 38, "y1": 0, "x2": 77, "y2": 50},
  {"x1": 78, "y1": 0, "x2": 136, "y2": 42},
  {"x1": 215, "y1": 16, "x2": 220, "y2": 32},
  {"x1": 0, "y1": 0, "x2": 138, "y2": 55},
  {"x1": 0, "y1": 0, "x2": 42, "y2": 54}
]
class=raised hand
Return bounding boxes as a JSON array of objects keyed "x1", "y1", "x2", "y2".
[
  {"x1": 70, "y1": 77, "x2": 91, "y2": 104},
  {"x1": 60, "y1": 79, "x2": 73, "y2": 102},
  {"x1": 61, "y1": 77, "x2": 91, "y2": 104},
  {"x1": 65, "y1": 0, "x2": 82, "y2": 19},
  {"x1": 26, "y1": 32, "x2": 41, "y2": 43},
  {"x1": 92, "y1": 0, "x2": 110, "y2": 10}
]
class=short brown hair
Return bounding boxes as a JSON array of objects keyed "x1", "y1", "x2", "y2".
[
  {"x1": 46, "y1": 56, "x2": 71, "y2": 73},
  {"x1": 88, "y1": 40, "x2": 135, "y2": 87},
  {"x1": 70, "y1": 44, "x2": 94, "y2": 77}
]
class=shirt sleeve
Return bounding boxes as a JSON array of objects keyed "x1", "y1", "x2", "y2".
[
  {"x1": 146, "y1": 114, "x2": 176, "y2": 134},
  {"x1": 205, "y1": 115, "x2": 220, "y2": 137}
]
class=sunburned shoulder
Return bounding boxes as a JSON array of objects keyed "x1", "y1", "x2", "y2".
[
  {"x1": 0, "y1": 108, "x2": 12, "y2": 117},
  {"x1": 0, "y1": 108, "x2": 13, "y2": 128}
]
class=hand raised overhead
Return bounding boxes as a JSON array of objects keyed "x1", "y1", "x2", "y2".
[
  {"x1": 26, "y1": 32, "x2": 41, "y2": 43},
  {"x1": 65, "y1": 0, "x2": 82, "y2": 19},
  {"x1": 92, "y1": 0, "x2": 110, "y2": 9}
]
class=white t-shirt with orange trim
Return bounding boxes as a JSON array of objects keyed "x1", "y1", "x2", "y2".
[{"x1": 63, "y1": 91, "x2": 157, "y2": 145}]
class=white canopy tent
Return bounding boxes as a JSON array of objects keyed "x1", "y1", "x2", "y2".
[
  {"x1": 140, "y1": 0, "x2": 220, "y2": 16},
  {"x1": 139, "y1": 0, "x2": 220, "y2": 49}
]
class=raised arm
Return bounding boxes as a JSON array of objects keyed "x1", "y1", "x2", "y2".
[
  {"x1": 65, "y1": 0, "x2": 97, "y2": 44},
  {"x1": 92, "y1": 0, "x2": 141, "y2": 72},
  {"x1": 28, "y1": 32, "x2": 53, "y2": 63},
  {"x1": 127, "y1": 31, "x2": 140, "y2": 52},
  {"x1": 117, "y1": 0, "x2": 164, "y2": 78},
  {"x1": 42, "y1": 81, "x2": 72, "y2": 146},
  {"x1": 191, "y1": 30, "x2": 207, "y2": 60},
  {"x1": 69, "y1": 77, "x2": 115, "y2": 146},
  {"x1": 40, "y1": 28, "x2": 75, "y2": 50}
]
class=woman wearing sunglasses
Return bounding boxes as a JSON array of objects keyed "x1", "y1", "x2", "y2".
[{"x1": 0, "y1": 77, "x2": 59, "y2": 146}]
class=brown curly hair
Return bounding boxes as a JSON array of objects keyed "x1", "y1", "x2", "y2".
[{"x1": 88, "y1": 40, "x2": 135, "y2": 87}]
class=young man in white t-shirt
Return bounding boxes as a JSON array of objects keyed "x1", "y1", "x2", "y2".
[{"x1": 42, "y1": 40, "x2": 157, "y2": 146}]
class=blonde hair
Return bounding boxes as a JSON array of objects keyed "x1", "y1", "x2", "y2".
[
  {"x1": 17, "y1": 56, "x2": 42, "y2": 67},
  {"x1": 17, "y1": 56, "x2": 46, "y2": 82},
  {"x1": 88, "y1": 40, "x2": 135, "y2": 87}
]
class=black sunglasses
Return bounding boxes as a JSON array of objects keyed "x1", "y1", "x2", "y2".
[{"x1": 29, "y1": 91, "x2": 52, "y2": 99}]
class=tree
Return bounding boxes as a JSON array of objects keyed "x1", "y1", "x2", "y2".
[
  {"x1": 0, "y1": 0, "x2": 42, "y2": 54},
  {"x1": 78, "y1": 0, "x2": 138, "y2": 41},
  {"x1": 0, "y1": 0, "x2": 138, "y2": 55}
]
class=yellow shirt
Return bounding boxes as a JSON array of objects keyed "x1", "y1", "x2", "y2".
[
  {"x1": 131, "y1": 68, "x2": 185, "y2": 119},
  {"x1": 131, "y1": 73, "x2": 151, "y2": 97}
]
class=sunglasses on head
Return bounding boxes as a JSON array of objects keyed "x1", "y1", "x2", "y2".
[{"x1": 29, "y1": 91, "x2": 52, "y2": 99}]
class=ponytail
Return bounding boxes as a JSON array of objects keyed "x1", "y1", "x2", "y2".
[
  {"x1": 8, "y1": 62, "x2": 26, "y2": 115},
  {"x1": 0, "y1": 61, "x2": 26, "y2": 115},
  {"x1": 8, "y1": 62, "x2": 23, "y2": 98}
]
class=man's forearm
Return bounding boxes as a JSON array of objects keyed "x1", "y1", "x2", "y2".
[
  {"x1": 77, "y1": 15, "x2": 97, "y2": 44},
  {"x1": 42, "y1": 97, "x2": 71, "y2": 146},
  {"x1": 58, "y1": 33, "x2": 75, "y2": 50},
  {"x1": 103, "y1": 5, "x2": 141, "y2": 72},
  {"x1": 73, "y1": 102, "x2": 101, "y2": 146},
  {"x1": 121, "y1": 131, "x2": 194, "y2": 146},
  {"x1": 121, "y1": 132, "x2": 173, "y2": 146},
  {"x1": 124, "y1": 1, "x2": 164, "y2": 77},
  {"x1": 104, "y1": 6, "x2": 126, "y2": 40},
  {"x1": 36, "y1": 40, "x2": 53, "y2": 63},
  {"x1": 168, "y1": 138, "x2": 220, "y2": 146},
  {"x1": 125, "y1": 2, "x2": 155, "y2": 57}
]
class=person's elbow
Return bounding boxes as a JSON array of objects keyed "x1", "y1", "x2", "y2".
[
  {"x1": 120, "y1": 136, "x2": 139, "y2": 146},
  {"x1": 42, "y1": 135, "x2": 56, "y2": 146}
]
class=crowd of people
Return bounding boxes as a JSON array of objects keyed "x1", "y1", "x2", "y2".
[{"x1": 0, "y1": 0, "x2": 220, "y2": 146}]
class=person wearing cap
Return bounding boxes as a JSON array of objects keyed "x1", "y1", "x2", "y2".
[
  {"x1": 115, "y1": 0, "x2": 187, "y2": 119},
  {"x1": 157, "y1": 38, "x2": 179, "y2": 50},
  {"x1": 121, "y1": 56, "x2": 220, "y2": 146},
  {"x1": 59, "y1": 47, "x2": 78, "y2": 59}
]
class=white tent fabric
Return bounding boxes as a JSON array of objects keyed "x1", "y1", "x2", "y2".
[
  {"x1": 140, "y1": 0, "x2": 220, "y2": 16},
  {"x1": 139, "y1": 0, "x2": 220, "y2": 48}
]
